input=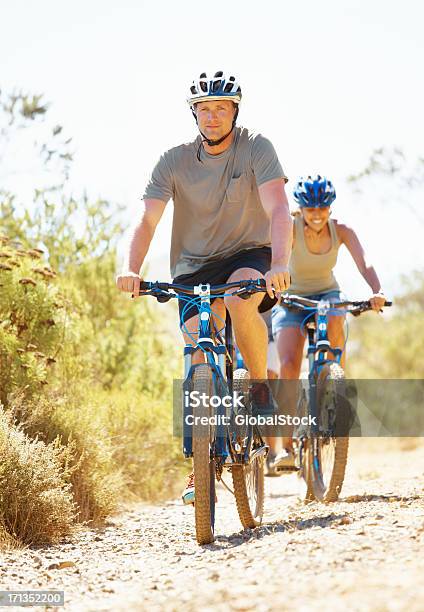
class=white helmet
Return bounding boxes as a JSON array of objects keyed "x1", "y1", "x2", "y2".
[{"x1": 187, "y1": 71, "x2": 242, "y2": 108}]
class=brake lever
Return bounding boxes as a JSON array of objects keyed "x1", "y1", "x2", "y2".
[
  {"x1": 133, "y1": 288, "x2": 172, "y2": 303},
  {"x1": 156, "y1": 293, "x2": 172, "y2": 303},
  {"x1": 234, "y1": 288, "x2": 253, "y2": 300},
  {"x1": 350, "y1": 309, "x2": 362, "y2": 317},
  {"x1": 235, "y1": 283, "x2": 266, "y2": 300}
]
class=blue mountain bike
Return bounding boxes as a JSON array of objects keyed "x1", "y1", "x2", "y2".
[
  {"x1": 279, "y1": 295, "x2": 392, "y2": 502},
  {"x1": 139, "y1": 278, "x2": 270, "y2": 544}
]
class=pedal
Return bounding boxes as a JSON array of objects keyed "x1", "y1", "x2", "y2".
[
  {"x1": 271, "y1": 449, "x2": 298, "y2": 473},
  {"x1": 275, "y1": 466, "x2": 299, "y2": 474},
  {"x1": 275, "y1": 465, "x2": 300, "y2": 473}
]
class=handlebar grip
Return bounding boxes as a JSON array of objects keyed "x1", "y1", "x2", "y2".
[
  {"x1": 139, "y1": 281, "x2": 150, "y2": 291},
  {"x1": 385, "y1": 300, "x2": 392, "y2": 306}
]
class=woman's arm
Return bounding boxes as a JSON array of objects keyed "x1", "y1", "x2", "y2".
[{"x1": 337, "y1": 222, "x2": 386, "y2": 310}]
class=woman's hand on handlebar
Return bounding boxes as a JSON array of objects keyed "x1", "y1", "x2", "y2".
[{"x1": 369, "y1": 291, "x2": 387, "y2": 312}]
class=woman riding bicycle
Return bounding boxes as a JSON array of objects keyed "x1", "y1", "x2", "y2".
[{"x1": 270, "y1": 174, "x2": 386, "y2": 471}]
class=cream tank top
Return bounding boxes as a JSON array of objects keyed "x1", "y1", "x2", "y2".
[{"x1": 288, "y1": 214, "x2": 340, "y2": 296}]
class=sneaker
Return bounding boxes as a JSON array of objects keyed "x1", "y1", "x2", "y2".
[
  {"x1": 250, "y1": 382, "x2": 277, "y2": 417},
  {"x1": 182, "y1": 471, "x2": 195, "y2": 505},
  {"x1": 271, "y1": 448, "x2": 298, "y2": 473},
  {"x1": 181, "y1": 471, "x2": 218, "y2": 505},
  {"x1": 265, "y1": 450, "x2": 281, "y2": 477}
]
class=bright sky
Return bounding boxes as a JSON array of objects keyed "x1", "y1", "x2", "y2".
[{"x1": 2, "y1": 0, "x2": 424, "y2": 297}]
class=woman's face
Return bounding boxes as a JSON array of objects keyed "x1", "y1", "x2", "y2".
[{"x1": 301, "y1": 206, "x2": 331, "y2": 232}]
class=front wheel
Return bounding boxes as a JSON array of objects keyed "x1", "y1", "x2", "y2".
[
  {"x1": 231, "y1": 369, "x2": 265, "y2": 528},
  {"x1": 295, "y1": 386, "x2": 315, "y2": 502},
  {"x1": 192, "y1": 365, "x2": 216, "y2": 544},
  {"x1": 308, "y1": 363, "x2": 349, "y2": 502}
]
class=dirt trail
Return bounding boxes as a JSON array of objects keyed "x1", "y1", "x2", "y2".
[{"x1": 1, "y1": 440, "x2": 423, "y2": 612}]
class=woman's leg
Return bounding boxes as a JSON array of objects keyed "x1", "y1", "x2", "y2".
[
  {"x1": 276, "y1": 327, "x2": 306, "y2": 451},
  {"x1": 327, "y1": 313, "x2": 346, "y2": 369},
  {"x1": 264, "y1": 338, "x2": 281, "y2": 454}
]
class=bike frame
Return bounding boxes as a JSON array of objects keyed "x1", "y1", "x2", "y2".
[
  {"x1": 179, "y1": 283, "x2": 257, "y2": 466},
  {"x1": 138, "y1": 278, "x2": 273, "y2": 468},
  {"x1": 303, "y1": 300, "x2": 344, "y2": 435},
  {"x1": 182, "y1": 283, "x2": 231, "y2": 461},
  {"x1": 183, "y1": 283, "x2": 227, "y2": 381}
]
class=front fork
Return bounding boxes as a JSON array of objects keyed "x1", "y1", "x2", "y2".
[{"x1": 295, "y1": 307, "x2": 344, "y2": 469}]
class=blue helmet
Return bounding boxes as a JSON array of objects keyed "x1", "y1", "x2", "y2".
[{"x1": 293, "y1": 175, "x2": 336, "y2": 207}]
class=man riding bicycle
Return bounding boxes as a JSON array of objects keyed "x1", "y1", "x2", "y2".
[{"x1": 116, "y1": 71, "x2": 293, "y2": 503}]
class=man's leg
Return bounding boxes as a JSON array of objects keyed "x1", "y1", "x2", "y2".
[
  {"x1": 223, "y1": 267, "x2": 278, "y2": 437},
  {"x1": 223, "y1": 267, "x2": 268, "y2": 379}
]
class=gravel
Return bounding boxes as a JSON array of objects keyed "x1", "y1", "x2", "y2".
[{"x1": 0, "y1": 440, "x2": 423, "y2": 612}]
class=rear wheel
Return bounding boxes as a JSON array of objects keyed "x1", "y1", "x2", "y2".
[
  {"x1": 231, "y1": 368, "x2": 265, "y2": 528},
  {"x1": 309, "y1": 363, "x2": 349, "y2": 502},
  {"x1": 192, "y1": 365, "x2": 216, "y2": 544}
]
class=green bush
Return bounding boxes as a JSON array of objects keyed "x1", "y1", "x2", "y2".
[
  {"x1": 0, "y1": 409, "x2": 76, "y2": 545},
  {"x1": 0, "y1": 236, "x2": 94, "y2": 406},
  {"x1": 0, "y1": 238, "x2": 61, "y2": 405},
  {"x1": 0, "y1": 90, "x2": 185, "y2": 549},
  {"x1": 347, "y1": 270, "x2": 424, "y2": 379},
  {"x1": 9, "y1": 392, "x2": 124, "y2": 524}
]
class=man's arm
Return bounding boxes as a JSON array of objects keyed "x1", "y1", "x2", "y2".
[
  {"x1": 116, "y1": 198, "x2": 167, "y2": 295},
  {"x1": 258, "y1": 178, "x2": 293, "y2": 297}
]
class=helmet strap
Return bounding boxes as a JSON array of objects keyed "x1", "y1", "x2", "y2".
[{"x1": 200, "y1": 126, "x2": 234, "y2": 147}]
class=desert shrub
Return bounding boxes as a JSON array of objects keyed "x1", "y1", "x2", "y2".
[
  {"x1": 0, "y1": 409, "x2": 76, "y2": 545},
  {"x1": 347, "y1": 270, "x2": 424, "y2": 379},
  {"x1": 0, "y1": 522, "x2": 17, "y2": 549},
  {"x1": 9, "y1": 392, "x2": 124, "y2": 524},
  {"x1": 0, "y1": 236, "x2": 94, "y2": 406},
  {"x1": 0, "y1": 90, "x2": 185, "y2": 550}
]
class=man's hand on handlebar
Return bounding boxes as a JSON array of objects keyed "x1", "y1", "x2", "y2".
[
  {"x1": 115, "y1": 271, "x2": 142, "y2": 298},
  {"x1": 264, "y1": 263, "x2": 291, "y2": 299}
]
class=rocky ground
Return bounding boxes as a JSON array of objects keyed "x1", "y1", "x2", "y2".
[{"x1": 1, "y1": 439, "x2": 423, "y2": 612}]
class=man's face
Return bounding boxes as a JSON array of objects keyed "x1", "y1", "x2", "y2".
[
  {"x1": 195, "y1": 100, "x2": 236, "y2": 141},
  {"x1": 302, "y1": 206, "x2": 331, "y2": 232}
]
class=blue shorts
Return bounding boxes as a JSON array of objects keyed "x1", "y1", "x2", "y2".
[{"x1": 271, "y1": 289, "x2": 345, "y2": 337}]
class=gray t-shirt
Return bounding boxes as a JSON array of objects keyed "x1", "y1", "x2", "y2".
[{"x1": 143, "y1": 126, "x2": 288, "y2": 277}]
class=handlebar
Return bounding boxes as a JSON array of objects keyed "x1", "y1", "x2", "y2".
[
  {"x1": 136, "y1": 280, "x2": 392, "y2": 315},
  {"x1": 137, "y1": 278, "x2": 269, "y2": 301},
  {"x1": 280, "y1": 294, "x2": 392, "y2": 316}
]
